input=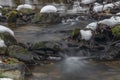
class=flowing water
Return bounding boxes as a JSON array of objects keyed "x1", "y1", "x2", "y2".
[{"x1": 13, "y1": 22, "x2": 120, "y2": 80}]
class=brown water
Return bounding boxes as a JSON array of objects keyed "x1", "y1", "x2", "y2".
[{"x1": 13, "y1": 24, "x2": 120, "y2": 80}]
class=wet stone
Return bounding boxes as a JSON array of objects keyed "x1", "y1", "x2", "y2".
[{"x1": 0, "y1": 63, "x2": 25, "y2": 80}]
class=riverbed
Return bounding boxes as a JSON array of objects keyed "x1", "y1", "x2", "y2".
[{"x1": 13, "y1": 22, "x2": 120, "y2": 80}]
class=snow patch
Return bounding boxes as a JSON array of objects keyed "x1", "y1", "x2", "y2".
[
  {"x1": 0, "y1": 5, "x2": 2, "y2": 8},
  {"x1": 0, "y1": 38, "x2": 6, "y2": 47},
  {"x1": 116, "y1": 12, "x2": 120, "y2": 15},
  {"x1": 16, "y1": 4, "x2": 33, "y2": 10},
  {"x1": 98, "y1": 16, "x2": 120, "y2": 27},
  {"x1": 80, "y1": 30, "x2": 92, "y2": 41},
  {"x1": 81, "y1": 0, "x2": 96, "y2": 4},
  {"x1": 0, "y1": 60, "x2": 3, "y2": 63},
  {"x1": 40, "y1": 5, "x2": 57, "y2": 13},
  {"x1": 86, "y1": 22, "x2": 98, "y2": 30},
  {"x1": 0, "y1": 25, "x2": 14, "y2": 36},
  {"x1": 0, "y1": 78, "x2": 13, "y2": 80}
]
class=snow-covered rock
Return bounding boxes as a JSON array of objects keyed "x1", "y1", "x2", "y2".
[
  {"x1": 81, "y1": 0, "x2": 96, "y2": 4},
  {"x1": 80, "y1": 30, "x2": 93, "y2": 41},
  {"x1": 16, "y1": 4, "x2": 33, "y2": 10},
  {"x1": 0, "y1": 78, "x2": 13, "y2": 80},
  {"x1": 40, "y1": 5, "x2": 57, "y2": 13},
  {"x1": 86, "y1": 22, "x2": 98, "y2": 30},
  {"x1": 98, "y1": 16, "x2": 120, "y2": 27},
  {"x1": 0, "y1": 25, "x2": 14, "y2": 36},
  {"x1": 93, "y1": 1, "x2": 120, "y2": 13},
  {"x1": 0, "y1": 38, "x2": 6, "y2": 47}
]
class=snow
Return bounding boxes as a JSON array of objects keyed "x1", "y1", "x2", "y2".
[
  {"x1": 93, "y1": 4, "x2": 113, "y2": 12},
  {"x1": 93, "y1": 1, "x2": 120, "y2": 13},
  {"x1": 98, "y1": 16, "x2": 120, "y2": 27},
  {"x1": 0, "y1": 60, "x2": 3, "y2": 63},
  {"x1": 0, "y1": 25, "x2": 14, "y2": 36},
  {"x1": 94, "y1": 2, "x2": 101, "y2": 6},
  {"x1": 80, "y1": 30, "x2": 92, "y2": 41},
  {"x1": 81, "y1": 0, "x2": 96, "y2": 4},
  {"x1": 16, "y1": 4, "x2": 33, "y2": 10},
  {"x1": 40, "y1": 5, "x2": 57, "y2": 13},
  {"x1": 116, "y1": 12, "x2": 120, "y2": 15},
  {"x1": 0, "y1": 38, "x2": 6, "y2": 47},
  {"x1": 0, "y1": 12, "x2": 2, "y2": 16},
  {"x1": 0, "y1": 5, "x2": 2, "y2": 8},
  {"x1": 0, "y1": 78, "x2": 13, "y2": 80},
  {"x1": 86, "y1": 22, "x2": 98, "y2": 30}
]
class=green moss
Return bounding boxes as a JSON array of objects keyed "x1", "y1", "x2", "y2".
[
  {"x1": 1, "y1": 7, "x2": 9, "y2": 16},
  {"x1": 19, "y1": 8, "x2": 33, "y2": 14},
  {"x1": 0, "y1": 72, "x2": 5, "y2": 78},
  {"x1": 7, "y1": 10, "x2": 18, "y2": 23},
  {"x1": 8, "y1": 45, "x2": 29, "y2": 56},
  {"x1": 32, "y1": 42, "x2": 46, "y2": 49},
  {"x1": 112, "y1": 25, "x2": 120, "y2": 36},
  {"x1": 71, "y1": 28, "x2": 80, "y2": 37},
  {"x1": 4, "y1": 58, "x2": 19, "y2": 64}
]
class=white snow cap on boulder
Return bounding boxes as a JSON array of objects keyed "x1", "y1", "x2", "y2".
[
  {"x1": 86, "y1": 22, "x2": 98, "y2": 30},
  {"x1": 0, "y1": 38, "x2": 6, "y2": 47},
  {"x1": 0, "y1": 25, "x2": 14, "y2": 36},
  {"x1": 16, "y1": 4, "x2": 33, "y2": 10},
  {"x1": 0, "y1": 78, "x2": 13, "y2": 80},
  {"x1": 81, "y1": 0, "x2": 96, "y2": 4},
  {"x1": 80, "y1": 30, "x2": 92, "y2": 41},
  {"x1": 40, "y1": 5, "x2": 57, "y2": 13},
  {"x1": 98, "y1": 16, "x2": 120, "y2": 27},
  {"x1": 0, "y1": 5, "x2": 2, "y2": 8}
]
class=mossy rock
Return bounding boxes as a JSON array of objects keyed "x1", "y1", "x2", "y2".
[
  {"x1": 8, "y1": 45, "x2": 33, "y2": 62},
  {"x1": 32, "y1": 13, "x2": 61, "y2": 23},
  {"x1": 7, "y1": 10, "x2": 18, "y2": 23},
  {"x1": 0, "y1": 32, "x2": 17, "y2": 46},
  {"x1": 32, "y1": 41, "x2": 61, "y2": 50},
  {"x1": 1, "y1": 7, "x2": 9, "y2": 16},
  {"x1": 18, "y1": 8, "x2": 33, "y2": 14},
  {"x1": 112, "y1": 25, "x2": 120, "y2": 36}
]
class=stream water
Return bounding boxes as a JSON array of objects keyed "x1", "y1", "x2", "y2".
[{"x1": 13, "y1": 22, "x2": 120, "y2": 80}]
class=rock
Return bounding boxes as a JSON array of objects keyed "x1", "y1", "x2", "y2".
[
  {"x1": 0, "y1": 58, "x2": 25, "y2": 80},
  {"x1": 32, "y1": 13, "x2": 61, "y2": 24},
  {"x1": 0, "y1": 47, "x2": 7, "y2": 55},
  {"x1": 8, "y1": 45, "x2": 34, "y2": 62}
]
